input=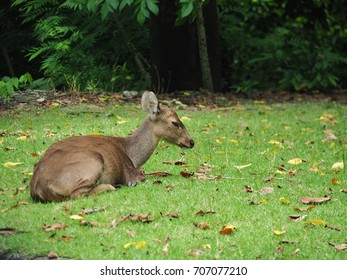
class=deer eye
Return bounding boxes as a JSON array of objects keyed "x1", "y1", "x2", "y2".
[{"x1": 172, "y1": 121, "x2": 179, "y2": 128}]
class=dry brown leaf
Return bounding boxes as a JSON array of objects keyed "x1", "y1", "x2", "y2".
[
  {"x1": 79, "y1": 206, "x2": 108, "y2": 216},
  {"x1": 61, "y1": 235, "x2": 75, "y2": 242},
  {"x1": 180, "y1": 171, "x2": 194, "y2": 178},
  {"x1": 148, "y1": 171, "x2": 172, "y2": 177},
  {"x1": 130, "y1": 213, "x2": 154, "y2": 223},
  {"x1": 335, "y1": 244, "x2": 347, "y2": 251},
  {"x1": 0, "y1": 227, "x2": 26, "y2": 236},
  {"x1": 165, "y1": 213, "x2": 180, "y2": 219},
  {"x1": 261, "y1": 187, "x2": 274, "y2": 194},
  {"x1": 289, "y1": 215, "x2": 306, "y2": 222},
  {"x1": 195, "y1": 210, "x2": 216, "y2": 216},
  {"x1": 164, "y1": 185, "x2": 176, "y2": 192},
  {"x1": 263, "y1": 176, "x2": 274, "y2": 183},
  {"x1": 324, "y1": 224, "x2": 342, "y2": 231},
  {"x1": 299, "y1": 196, "x2": 331, "y2": 204},
  {"x1": 42, "y1": 223, "x2": 68, "y2": 232},
  {"x1": 244, "y1": 185, "x2": 254, "y2": 192},
  {"x1": 80, "y1": 220, "x2": 99, "y2": 227},
  {"x1": 194, "y1": 222, "x2": 210, "y2": 230},
  {"x1": 188, "y1": 249, "x2": 203, "y2": 257}
]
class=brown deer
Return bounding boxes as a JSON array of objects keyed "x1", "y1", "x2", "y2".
[{"x1": 30, "y1": 91, "x2": 194, "y2": 202}]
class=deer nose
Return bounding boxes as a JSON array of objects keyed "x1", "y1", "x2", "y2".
[{"x1": 190, "y1": 139, "x2": 195, "y2": 148}]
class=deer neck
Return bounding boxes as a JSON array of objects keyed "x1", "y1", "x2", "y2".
[{"x1": 126, "y1": 116, "x2": 160, "y2": 168}]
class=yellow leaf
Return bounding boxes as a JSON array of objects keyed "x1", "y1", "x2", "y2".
[
  {"x1": 181, "y1": 116, "x2": 191, "y2": 121},
  {"x1": 3, "y1": 162, "x2": 24, "y2": 168},
  {"x1": 135, "y1": 241, "x2": 147, "y2": 249},
  {"x1": 202, "y1": 244, "x2": 211, "y2": 249},
  {"x1": 273, "y1": 230, "x2": 286, "y2": 235},
  {"x1": 16, "y1": 136, "x2": 27, "y2": 141},
  {"x1": 287, "y1": 158, "x2": 303, "y2": 165},
  {"x1": 51, "y1": 102, "x2": 60, "y2": 108},
  {"x1": 0, "y1": 137, "x2": 4, "y2": 144},
  {"x1": 228, "y1": 139, "x2": 239, "y2": 144},
  {"x1": 306, "y1": 219, "x2": 326, "y2": 226},
  {"x1": 279, "y1": 197, "x2": 290, "y2": 204},
  {"x1": 332, "y1": 162, "x2": 344, "y2": 170},
  {"x1": 276, "y1": 170, "x2": 287, "y2": 175},
  {"x1": 260, "y1": 199, "x2": 267, "y2": 204},
  {"x1": 124, "y1": 242, "x2": 136, "y2": 249},
  {"x1": 183, "y1": 91, "x2": 191, "y2": 96},
  {"x1": 90, "y1": 132, "x2": 101, "y2": 136},
  {"x1": 69, "y1": 215, "x2": 84, "y2": 220},
  {"x1": 253, "y1": 100, "x2": 266, "y2": 104},
  {"x1": 117, "y1": 120, "x2": 128, "y2": 125},
  {"x1": 234, "y1": 164, "x2": 252, "y2": 170},
  {"x1": 124, "y1": 241, "x2": 146, "y2": 249},
  {"x1": 268, "y1": 140, "x2": 281, "y2": 145}
]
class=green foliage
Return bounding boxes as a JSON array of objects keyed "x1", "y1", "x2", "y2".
[
  {"x1": 0, "y1": 73, "x2": 33, "y2": 100},
  {"x1": 12, "y1": 0, "x2": 150, "y2": 91},
  {"x1": 219, "y1": 0, "x2": 347, "y2": 92}
]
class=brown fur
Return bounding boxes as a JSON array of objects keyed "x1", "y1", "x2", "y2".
[{"x1": 30, "y1": 92, "x2": 194, "y2": 202}]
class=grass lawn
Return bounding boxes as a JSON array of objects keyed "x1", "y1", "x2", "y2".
[{"x1": 0, "y1": 98, "x2": 346, "y2": 260}]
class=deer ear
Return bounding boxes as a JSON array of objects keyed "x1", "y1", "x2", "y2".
[{"x1": 141, "y1": 91, "x2": 159, "y2": 120}]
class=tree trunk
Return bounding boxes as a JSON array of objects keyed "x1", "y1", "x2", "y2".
[
  {"x1": 196, "y1": 0, "x2": 213, "y2": 92},
  {"x1": 0, "y1": 38, "x2": 15, "y2": 76},
  {"x1": 149, "y1": 0, "x2": 221, "y2": 92}
]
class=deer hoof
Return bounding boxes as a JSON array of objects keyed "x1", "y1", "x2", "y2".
[{"x1": 128, "y1": 181, "x2": 137, "y2": 187}]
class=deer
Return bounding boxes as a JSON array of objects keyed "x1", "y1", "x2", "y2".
[{"x1": 30, "y1": 91, "x2": 194, "y2": 202}]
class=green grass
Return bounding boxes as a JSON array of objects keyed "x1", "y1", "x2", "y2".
[{"x1": 0, "y1": 100, "x2": 346, "y2": 260}]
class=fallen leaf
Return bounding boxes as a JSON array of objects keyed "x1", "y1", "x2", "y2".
[
  {"x1": 279, "y1": 197, "x2": 290, "y2": 204},
  {"x1": 334, "y1": 244, "x2": 347, "y2": 251},
  {"x1": 220, "y1": 225, "x2": 237, "y2": 235},
  {"x1": 148, "y1": 171, "x2": 172, "y2": 177},
  {"x1": 287, "y1": 158, "x2": 303, "y2": 165},
  {"x1": 124, "y1": 241, "x2": 146, "y2": 249},
  {"x1": 273, "y1": 230, "x2": 286, "y2": 235},
  {"x1": 293, "y1": 205, "x2": 316, "y2": 211},
  {"x1": 61, "y1": 235, "x2": 75, "y2": 242},
  {"x1": 341, "y1": 189, "x2": 347, "y2": 194},
  {"x1": 165, "y1": 213, "x2": 180, "y2": 219},
  {"x1": 324, "y1": 224, "x2": 341, "y2": 231},
  {"x1": 164, "y1": 185, "x2": 176, "y2": 192},
  {"x1": 194, "y1": 222, "x2": 210, "y2": 230},
  {"x1": 3, "y1": 162, "x2": 24, "y2": 168},
  {"x1": 110, "y1": 213, "x2": 133, "y2": 227},
  {"x1": 162, "y1": 243, "x2": 170, "y2": 255},
  {"x1": 188, "y1": 249, "x2": 203, "y2": 256},
  {"x1": 69, "y1": 215, "x2": 84, "y2": 220},
  {"x1": 195, "y1": 210, "x2": 216, "y2": 216},
  {"x1": 16, "y1": 136, "x2": 27, "y2": 141},
  {"x1": 42, "y1": 223, "x2": 68, "y2": 232},
  {"x1": 289, "y1": 215, "x2": 306, "y2": 222},
  {"x1": 234, "y1": 164, "x2": 252, "y2": 170},
  {"x1": 79, "y1": 206, "x2": 108, "y2": 216},
  {"x1": 331, "y1": 161, "x2": 344, "y2": 170},
  {"x1": 261, "y1": 187, "x2": 274, "y2": 194},
  {"x1": 263, "y1": 177, "x2": 274, "y2": 183},
  {"x1": 244, "y1": 185, "x2": 254, "y2": 192},
  {"x1": 1, "y1": 201, "x2": 29, "y2": 213},
  {"x1": 306, "y1": 219, "x2": 326, "y2": 226},
  {"x1": 80, "y1": 220, "x2": 99, "y2": 227},
  {"x1": 299, "y1": 196, "x2": 331, "y2": 204},
  {"x1": 180, "y1": 171, "x2": 194, "y2": 178},
  {"x1": 0, "y1": 227, "x2": 27, "y2": 236},
  {"x1": 130, "y1": 213, "x2": 153, "y2": 223},
  {"x1": 163, "y1": 160, "x2": 185, "y2": 165},
  {"x1": 126, "y1": 229, "x2": 136, "y2": 237},
  {"x1": 288, "y1": 169, "x2": 297, "y2": 176}
]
